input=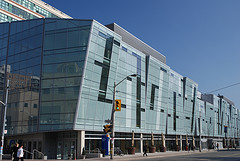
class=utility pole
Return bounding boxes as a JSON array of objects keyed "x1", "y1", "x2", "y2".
[
  {"x1": 110, "y1": 81, "x2": 116, "y2": 160},
  {"x1": 199, "y1": 111, "x2": 202, "y2": 152},
  {"x1": 0, "y1": 80, "x2": 9, "y2": 161},
  {"x1": 110, "y1": 74, "x2": 137, "y2": 159}
]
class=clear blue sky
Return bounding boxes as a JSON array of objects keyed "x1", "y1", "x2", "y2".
[{"x1": 44, "y1": 0, "x2": 240, "y2": 108}]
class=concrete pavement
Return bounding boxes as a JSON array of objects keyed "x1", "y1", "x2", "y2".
[
  {"x1": 91, "y1": 149, "x2": 217, "y2": 161},
  {"x1": 4, "y1": 149, "x2": 236, "y2": 161}
]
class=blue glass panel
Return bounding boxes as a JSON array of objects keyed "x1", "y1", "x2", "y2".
[{"x1": 40, "y1": 19, "x2": 91, "y2": 131}]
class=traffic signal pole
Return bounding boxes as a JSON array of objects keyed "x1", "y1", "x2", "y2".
[
  {"x1": 0, "y1": 80, "x2": 9, "y2": 161},
  {"x1": 110, "y1": 81, "x2": 116, "y2": 159},
  {"x1": 110, "y1": 74, "x2": 137, "y2": 160}
]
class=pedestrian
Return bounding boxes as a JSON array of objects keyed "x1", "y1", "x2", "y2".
[
  {"x1": 217, "y1": 143, "x2": 219, "y2": 151},
  {"x1": 143, "y1": 142, "x2": 148, "y2": 157},
  {"x1": 11, "y1": 143, "x2": 19, "y2": 161},
  {"x1": 188, "y1": 143, "x2": 190, "y2": 152},
  {"x1": 17, "y1": 145, "x2": 24, "y2": 161}
]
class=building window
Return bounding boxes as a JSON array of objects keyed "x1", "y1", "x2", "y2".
[
  {"x1": 33, "y1": 104, "x2": 38, "y2": 108},
  {"x1": 43, "y1": 88, "x2": 50, "y2": 94},
  {"x1": 160, "y1": 67, "x2": 167, "y2": 73},
  {"x1": 96, "y1": 36, "x2": 114, "y2": 103},
  {"x1": 150, "y1": 84, "x2": 159, "y2": 110},
  {"x1": 24, "y1": 103, "x2": 28, "y2": 107},
  {"x1": 132, "y1": 52, "x2": 141, "y2": 127},
  {"x1": 113, "y1": 40, "x2": 120, "y2": 46},
  {"x1": 58, "y1": 87, "x2": 64, "y2": 94},
  {"x1": 173, "y1": 92, "x2": 176, "y2": 131},
  {"x1": 122, "y1": 46, "x2": 127, "y2": 52},
  {"x1": 98, "y1": 31, "x2": 107, "y2": 39}
]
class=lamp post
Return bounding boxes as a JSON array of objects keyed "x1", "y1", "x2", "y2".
[
  {"x1": 0, "y1": 80, "x2": 9, "y2": 161},
  {"x1": 110, "y1": 74, "x2": 137, "y2": 159},
  {"x1": 199, "y1": 110, "x2": 202, "y2": 152}
]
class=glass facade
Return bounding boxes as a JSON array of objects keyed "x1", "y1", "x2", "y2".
[
  {"x1": 0, "y1": 19, "x2": 92, "y2": 135},
  {"x1": 5, "y1": 19, "x2": 43, "y2": 134},
  {"x1": 0, "y1": 18, "x2": 239, "y2": 158},
  {"x1": 0, "y1": 18, "x2": 238, "y2": 137},
  {"x1": 0, "y1": 0, "x2": 70, "y2": 23},
  {"x1": 11, "y1": 0, "x2": 59, "y2": 18},
  {"x1": 0, "y1": 12, "x2": 17, "y2": 22},
  {"x1": 0, "y1": 0, "x2": 38, "y2": 20},
  {"x1": 40, "y1": 19, "x2": 91, "y2": 131}
]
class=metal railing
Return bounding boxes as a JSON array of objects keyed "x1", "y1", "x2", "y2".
[
  {"x1": 23, "y1": 149, "x2": 33, "y2": 159},
  {"x1": 23, "y1": 149, "x2": 45, "y2": 160},
  {"x1": 85, "y1": 148, "x2": 101, "y2": 154},
  {"x1": 32, "y1": 149, "x2": 44, "y2": 159}
]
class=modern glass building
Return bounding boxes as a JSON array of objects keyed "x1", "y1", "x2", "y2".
[
  {"x1": 0, "y1": 18, "x2": 239, "y2": 159},
  {"x1": 0, "y1": 0, "x2": 71, "y2": 22}
]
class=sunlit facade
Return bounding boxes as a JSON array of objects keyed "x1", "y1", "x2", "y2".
[
  {"x1": 0, "y1": 0, "x2": 71, "y2": 22},
  {"x1": 0, "y1": 18, "x2": 239, "y2": 159}
]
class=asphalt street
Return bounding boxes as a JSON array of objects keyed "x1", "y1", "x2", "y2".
[{"x1": 132, "y1": 149, "x2": 240, "y2": 161}]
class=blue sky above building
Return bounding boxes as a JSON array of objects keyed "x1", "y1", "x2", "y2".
[{"x1": 43, "y1": 0, "x2": 240, "y2": 108}]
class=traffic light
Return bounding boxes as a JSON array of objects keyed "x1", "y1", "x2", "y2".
[
  {"x1": 115, "y1": 99, "x2": 121, "y2": 111},
  {"x1": 103, "y1": 124, "x2": 112, "y2": 133}
]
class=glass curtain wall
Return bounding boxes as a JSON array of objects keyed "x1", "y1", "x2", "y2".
[
  {"x1": 0, "y1": 22, "x2": 9, "y2": 132},
  {"x1": 75, "y1": 22, "x2": 121, "y2": 131},
  {"x1": 5, "y1": 19, "x2": 43, "y2": 134},
  {"x1": 11, "y1": 0, "x2": 59, "y2": 18},
  {"x1": 40, "y1": 19, "x2": 92, "y2": 131}
]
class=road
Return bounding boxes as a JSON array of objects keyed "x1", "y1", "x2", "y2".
[{"x1": 132, "y1": 149, "x2": 240, "y2": 161}]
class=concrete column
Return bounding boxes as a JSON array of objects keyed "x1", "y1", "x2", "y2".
[
  {"x1": 77, "y1": 131, "x2": 85, "y2": 159},
  {"x1": 180, "y1": 135, "x2": 183, "y2": 151},
  {"x1": 140, "y1": 133, "x2": 143, "y2": 154}
]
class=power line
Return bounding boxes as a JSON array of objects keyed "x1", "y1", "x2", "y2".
[{"x1": 207, "y1": 82, "x2": 240, "y2": 93}]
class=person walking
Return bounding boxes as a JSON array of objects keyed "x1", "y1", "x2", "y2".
[
  {"x1": 217, "y1": 143, "x2": 219, "y2": 151},
  {"x1": 143, "y1": 143, "x2": 148, "y2": 157},
  {"x1": 17, "y1": 145, "x2": 24, "y2": 161},
  {"x1": 11, "y1": 143, "x2": 19, "y2": 161},
  {"x1": 188, "y1": 143, "x2": 190, "y2": 152}
]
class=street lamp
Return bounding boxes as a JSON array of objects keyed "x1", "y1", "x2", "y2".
[
  {"x1": 110, "y1": 74, "x2": 137, "y2": 159},
  {"x1": 199, "y1": 110, "x2": 202, "y2": 152},
  {"x1": 0, "y1": 80, "x2": 9, "y2": 161}
]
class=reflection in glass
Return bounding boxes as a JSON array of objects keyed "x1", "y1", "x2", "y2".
[
  {"x1": 1, "y1": 19, "x2": 92, "y2": 134},
  {"x1": 5, "y1": 19, "x2": 43, "y2": 135},
  {"x1": 40, "y1": 19, "x2": 91, "y2": 131}
]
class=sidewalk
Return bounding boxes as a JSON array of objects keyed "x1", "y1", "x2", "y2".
[
  {"x1": 90, "y1": 149, "x2": 217, "y2": 161},
  {"x1": 3, "y1": 149, "x2": 218, "y2": 161}
]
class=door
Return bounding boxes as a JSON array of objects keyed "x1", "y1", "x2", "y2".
[
  {"x1": 57, "y1": 140, "x2": 76, "y2": 160},
  {"x1": 63, "y1": 142, "x2": 70, "y2": 160},
  {"x1": 57, "y1": 141, "x2": 62, "y2": 159}
]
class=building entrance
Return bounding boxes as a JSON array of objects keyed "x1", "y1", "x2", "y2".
[
  {"x1": 57, "y1": 140, "x2": 76, "y2": 160},
  {"x1": 22, "y1": 140, "x2": 42, "y2": 159}
]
